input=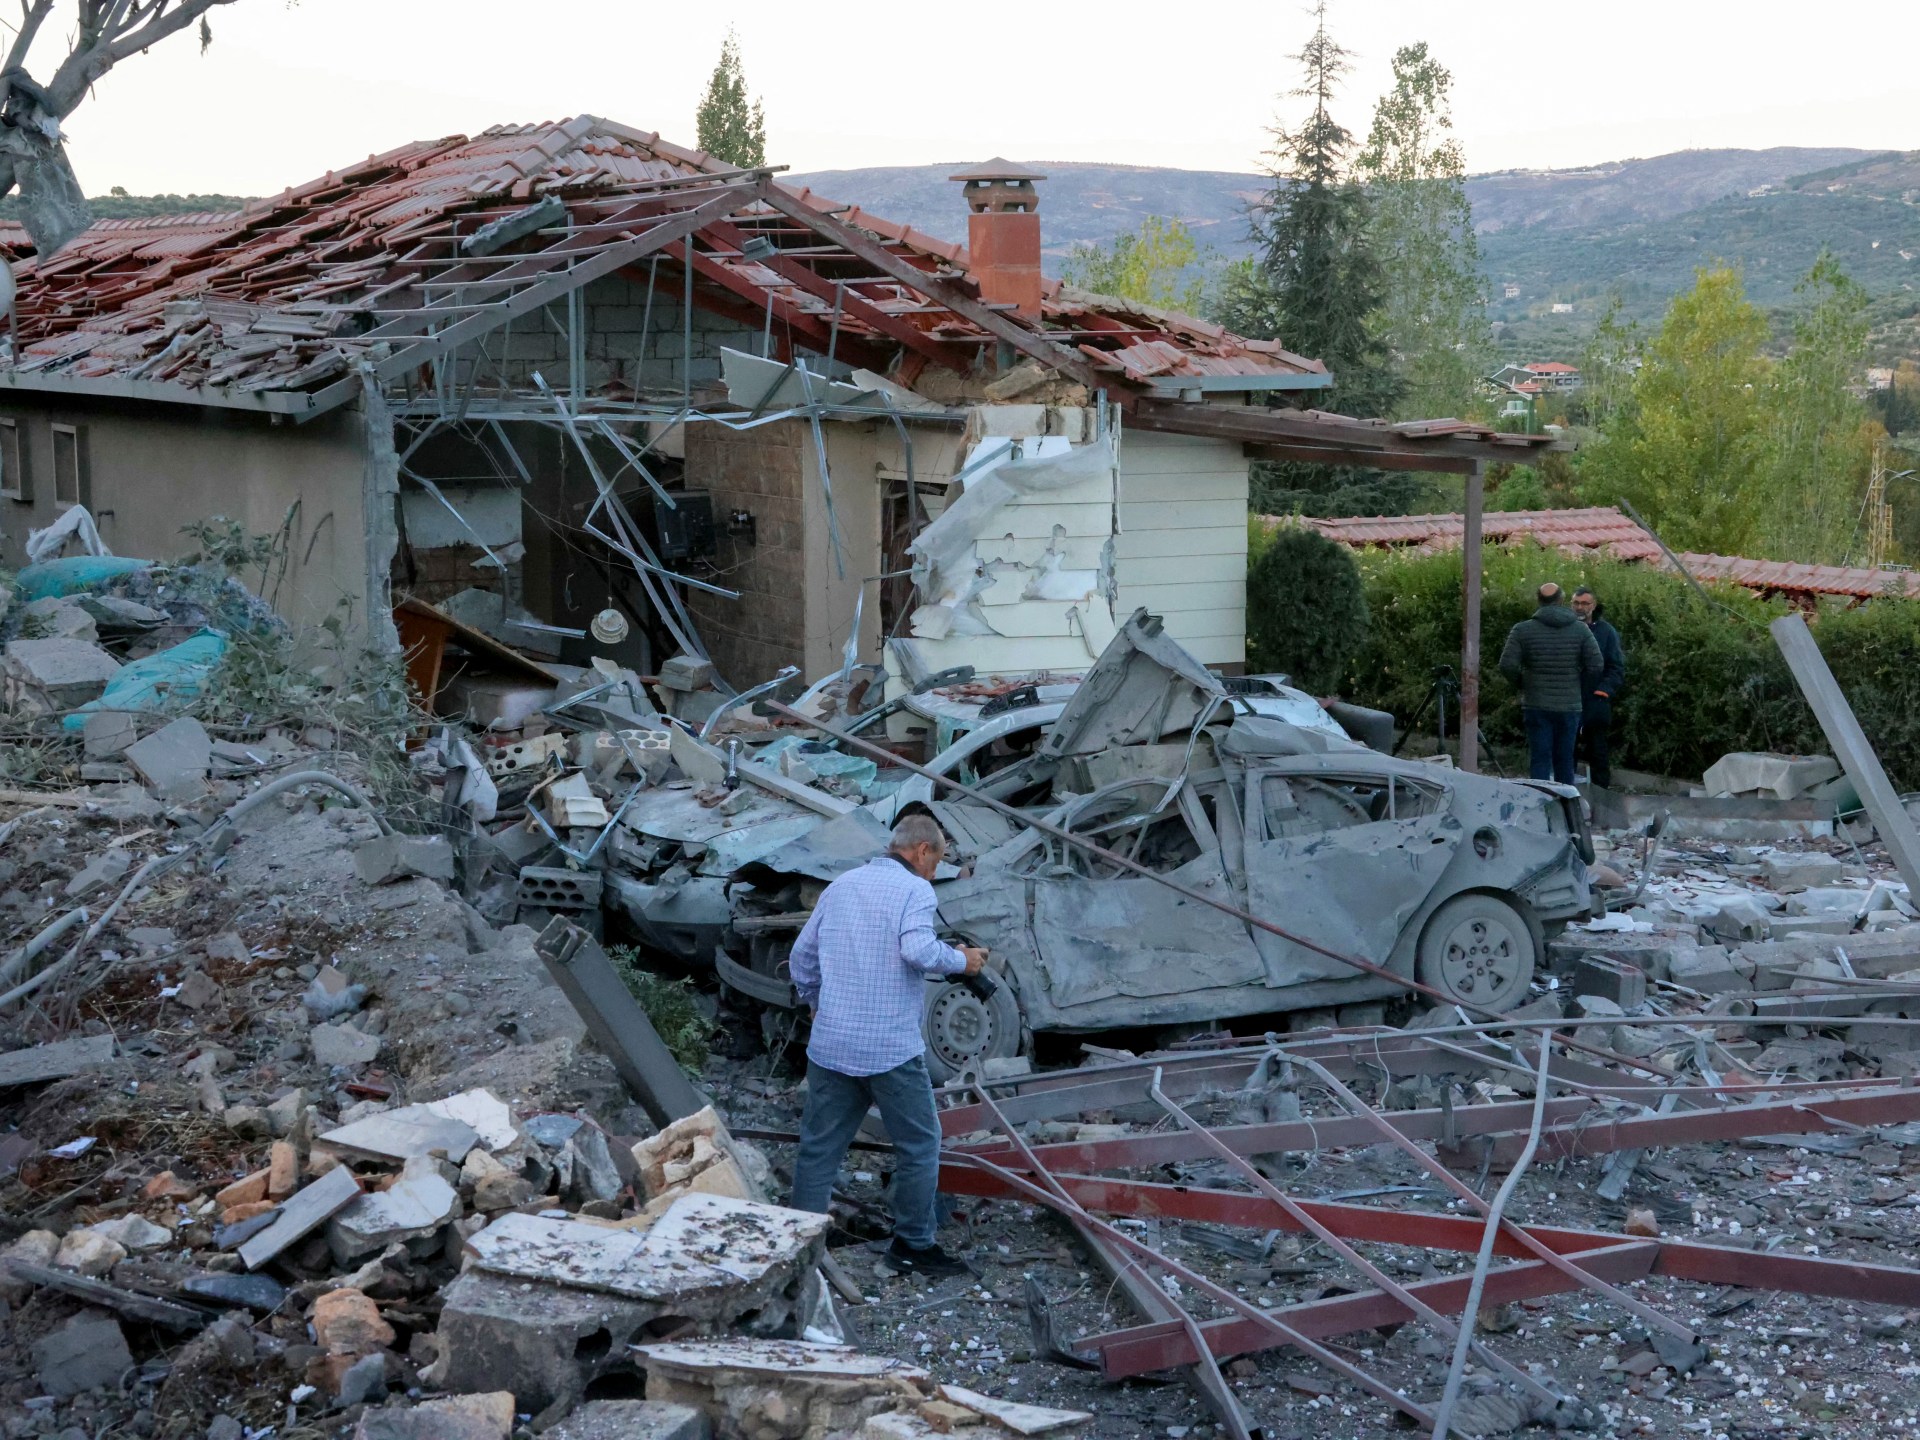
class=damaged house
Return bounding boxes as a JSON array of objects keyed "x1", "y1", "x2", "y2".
[{"x1": 0, "y1": 118, "x2": 1553, "y2": 695}]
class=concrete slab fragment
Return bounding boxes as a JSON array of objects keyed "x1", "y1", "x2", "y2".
[
  {"x1": 435, "y1": 1269, "x2": 660, "y2": 1413},
  {"x1": 353, "y1": 832, "x2": 456, "y2": 885},
  {"x1": 319, "y1": 1113, "x2": 480, "y2": 1164},
  {"x1": 33, "y1": 1312, "x2": 133, "y2": 1396},
  {"x1": 3, "y1": 637, "x2": 120, "y2": 711},
  {"x1": 540, "y1": 1400, "x2": 708, "y2": 1440},
  {"x1": 239, "y1": 1163, "x2": 360, "y2": 1270},
  {"x1": 326, "y1": 1164, "x2": 460, "y2": 1264},
  {"x1": 938, "y1": 1385, "x2": 1092, "y2": 1435},
  {"x1": 0, "y1": 1034, "x2": 113, "y2": 1088},
  {"x1": 125, "y1": 717, "x2": 212, "y2": 801}
]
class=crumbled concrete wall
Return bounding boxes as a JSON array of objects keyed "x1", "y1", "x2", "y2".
[{"x1": 683, "y1": 419, "x2": 809, "y2": 685}]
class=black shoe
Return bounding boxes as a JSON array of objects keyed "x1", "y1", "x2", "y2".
[{"x1": 882, "y1": 1237, "x2": 974, "y2": 1279}]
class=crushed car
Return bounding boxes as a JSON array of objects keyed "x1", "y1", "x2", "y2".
[
  {"x1": 717, "y1": 610, "x2": 1597, "y2": 1079},
  {"x1": 599, "y1": 644, "x2": 1358, "y2": 962}
]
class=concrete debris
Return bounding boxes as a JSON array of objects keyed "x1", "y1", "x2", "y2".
[
  {"x1": 54, "y1": 1228, "x2": 127, "y2": 1276},
  {"x1": 538, "y1": 1400, "x2": 709, "y2": 1440},
  {"x1": 356, "y1": 1393, "x2": 520, "y2": 1440},
  {"x1": 124, "y1": 716, "x2": 213, "y2": 800},
  {"x1": 33, "y1": 1311, "x2": 134, "y2": 1397},
  {"x1": 64, "y1": 844, "x2": 134, "y2": 899},
  {"x1": 86, "y1": 1214, "x2": 173, "y2": 1252},
  {"x1": 319, "y1": 1111, "x2": 481, "y2": 1163},
  {"x1": 311, "y1": 1021, "x2": 384, "y2": 1066},
  {"x1": 354, "y1": 832, "x2": 457, "y2": 885},
  {"x1": 2, "y1": 637, "x2": 121, "y2": 711},
  {"x1": 0, "y1": 1033, "x2": 115, "y2": 1087},
  {"x1": 239, "y1": 1163, "x2": 361, "y2": 1269},
  {"x1": 326, "y1": 1157, "x2": 461, "y2": 1264},
  {"x1": 1704, "y1": 751, "x2": 1842, "y2": 801}
]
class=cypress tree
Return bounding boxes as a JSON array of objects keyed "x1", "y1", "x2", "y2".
[{"x1": 695, "y1": 31, "x2": 768, "y2": 169}]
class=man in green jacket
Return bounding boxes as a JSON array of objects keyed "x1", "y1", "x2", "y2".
[{"x1": 1498, "y1": 582, "x2": 1603, "y2": 784}]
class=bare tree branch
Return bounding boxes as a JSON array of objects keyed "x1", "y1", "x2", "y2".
[{"x1": 47, "y1": 0, "x2": 230, "y2": 113}]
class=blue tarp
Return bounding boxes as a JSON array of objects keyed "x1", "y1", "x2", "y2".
[
  {"x1": 15, "y1": 556, "x2": 148, "y2": 601},
  {"x1": 63, "y1": 629, "x2": 228, "y2": 731}
]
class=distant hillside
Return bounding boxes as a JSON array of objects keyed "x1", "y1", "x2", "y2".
[
  {"x1": 787, "y1": 161, "x2": 1266, "y2": 263},
  {"x1": 795, "y1": 148, "x2": 1920, "y2": 361}
]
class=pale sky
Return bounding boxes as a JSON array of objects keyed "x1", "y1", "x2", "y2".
[{"x1": 39, "y1": 0, "x2": 1920, "y2": 197}]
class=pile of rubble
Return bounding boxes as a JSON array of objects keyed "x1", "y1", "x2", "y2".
[{"x1": 21, "y1": 538, "x2": 1920, "y2": 1438}]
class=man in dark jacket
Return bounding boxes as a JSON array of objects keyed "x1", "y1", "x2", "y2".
[
  {"x1": 1498, "y1": 582, "x2": 1602, "y2": 783},
  {"x1": 1572, "y1": 586, "x2": 1626, "y2": 789}
]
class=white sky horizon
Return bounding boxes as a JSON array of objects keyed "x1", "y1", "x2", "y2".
[{"x1": 29, "y1": 0, "x2": 1920, "y2": 197}]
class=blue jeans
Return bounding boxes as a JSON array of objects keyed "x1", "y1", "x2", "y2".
[
  {"x1": 789, "y1": 1054, "x2": 943, "y2": 1249},
  {"x1": 1523, "y1": 707, "x2": 1580, "y2": 784}
]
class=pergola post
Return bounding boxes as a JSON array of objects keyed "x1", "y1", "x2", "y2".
[{"x1": 1459, "y1": 462, "x2": 1486, "y2": 773}]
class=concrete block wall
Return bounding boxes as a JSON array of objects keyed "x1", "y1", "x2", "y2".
[
  {"x1": 471, "y1": 276, "x2": 762, "y2": 397},
  {"x1": 683, "y1": 418, "x2": 808, "y2": 685}
]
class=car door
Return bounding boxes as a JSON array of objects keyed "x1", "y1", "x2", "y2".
[
  {"x1": 1016, "y1": 777, "x2": 1265, "y2": 1028},
  {"x1": 1241, "y1": 765, "x2": 1461, "y2": 990}
]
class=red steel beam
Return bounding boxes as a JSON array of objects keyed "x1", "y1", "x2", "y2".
[
  {"x1": 698, "y1": 216, "x2": 975, "y2": 375},
  {"x1": 940, "y1": 1166, "x2": 1920, "y2": 1311},
  {"x1": 950, "y1": 1083, "x2": 1920, "y2": 1175},
  {"x1": 1084, "y1": 1243, "x2": 1660, "y2": 1374}
]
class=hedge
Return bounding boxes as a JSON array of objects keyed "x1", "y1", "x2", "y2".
[{"x1": 1338, "y1": 544, "x2": 1920, "y2": 790}]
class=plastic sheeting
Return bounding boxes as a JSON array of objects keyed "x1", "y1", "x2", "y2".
[
  {"x1": 907, "y1": 432, "x2": 1118, "y2": 656},
  {"x1": 16, "y1": 555, "x2": 148, "y2": 601},
  {"x1": 63, "y1": 628, "x2": 228, "y2": 732}
]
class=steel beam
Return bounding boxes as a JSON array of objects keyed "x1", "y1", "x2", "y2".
[
  {"x1": 1773, "y1": 613, "x2": 1920, "y2": 896},
  {"x1": 753, "y1": 182, "x2": 1119, "y2": 398}
]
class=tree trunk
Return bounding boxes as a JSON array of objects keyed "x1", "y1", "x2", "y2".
[{"x1": 0, "y1": 123, "x2": 92, "y2": 258}]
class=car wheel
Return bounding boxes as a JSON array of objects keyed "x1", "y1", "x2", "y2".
[
  {"x1": 1416, "y1": 893, "x2": 1537, "y2": 1013},
  {"x1": 921, "y1": 976, "x2": 1025, "y2": 1083}
]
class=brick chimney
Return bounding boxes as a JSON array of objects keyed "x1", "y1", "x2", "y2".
[{"x1": 950, "y1": 159, "x2": 1047, "y2": 318}]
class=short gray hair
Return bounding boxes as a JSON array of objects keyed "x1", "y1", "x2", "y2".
[{"x1": 890, "y1": 814, "x2": 946, "y2": 854}]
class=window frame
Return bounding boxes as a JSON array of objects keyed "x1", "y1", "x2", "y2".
[
  {"x1": 0, "y1": 417, "x2": 25, "y2": 502},
  {"x1": 50, "y1": 421, "x2": 87, "y2": 508}
]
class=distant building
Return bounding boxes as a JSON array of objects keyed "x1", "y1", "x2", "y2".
[
  {"x1": 1490, "y1": 361, "x2": 1582, "y2": 395},
  {"x1": 1550, "y1": 302, "x2": 1575, "y2": 315},
  {"x1": 1502, "y1": 283, "x2": 1522, "y2": 299}
]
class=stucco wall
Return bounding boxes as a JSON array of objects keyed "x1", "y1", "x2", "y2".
[{"x1": 0, "y1": 396, "x2": 373, "y2": 633}]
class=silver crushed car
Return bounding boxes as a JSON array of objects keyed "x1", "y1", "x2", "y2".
[{"x1": 720, "y1": 611, "x2": 1596, "y2": 1079}]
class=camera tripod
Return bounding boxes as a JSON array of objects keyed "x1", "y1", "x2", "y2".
[{"x1": 1391, "y1": 664, "x2": 1506, "y2": 776}]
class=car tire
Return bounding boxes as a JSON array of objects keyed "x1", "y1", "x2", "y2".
[
  {"x1": 921, "y1": 975, "x2": 1025, "y2": 1083},
  {"x1": 1415, "y1": 892, "x2": 1537, "y2": 1013}
]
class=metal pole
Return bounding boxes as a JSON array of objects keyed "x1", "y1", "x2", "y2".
[{"x1": 1460, "y1": 461, "x2": 1485, "y2": 773}]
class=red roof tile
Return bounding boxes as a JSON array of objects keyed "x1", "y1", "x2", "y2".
[
  {"x1": 1293, "y1": 507, "x2": 1920, "y2": 602},
  {"x1": 0, "y1": 118, "x2": 1315, "y2": 403}
]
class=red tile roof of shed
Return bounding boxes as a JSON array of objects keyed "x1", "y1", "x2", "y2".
[{"x1": 1297, "y1": 507, "x2": 1920, "y2": 602}]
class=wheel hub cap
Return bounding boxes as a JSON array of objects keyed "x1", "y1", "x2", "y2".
[
  {"x1": 928, "y1": 985, "x2": 993, "y2": 1068},
  {"x1": 1442, "y1": 918, "x2": 1516, "y2": 996}
]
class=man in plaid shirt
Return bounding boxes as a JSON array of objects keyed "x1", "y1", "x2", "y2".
[{"x1": 787, "y1": 814, "x2": 985, "y2": 1278}]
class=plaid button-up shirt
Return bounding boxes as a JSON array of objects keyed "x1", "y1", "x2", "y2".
[{"x1": 790, "y1": 855, "x2": 967, "y2": 1076}]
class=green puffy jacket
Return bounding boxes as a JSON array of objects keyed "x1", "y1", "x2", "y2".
[{"x1": 1498, "y1": 603, "x2": 1602, "y2": 714}]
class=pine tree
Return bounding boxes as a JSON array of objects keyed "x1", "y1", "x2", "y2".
[
  {"x1": 1238, "y1": 1, "x2": 1407, "y2": 517},
  {"x1": 1245, "y1": 0, "x2": 1398, "y2": 419},
  {"x1": 695, "y1": 31, "x2": 768, "y2": 169},
  {"x1": 1356, "y1": 44, "x2": 1491, "y2": 422}
]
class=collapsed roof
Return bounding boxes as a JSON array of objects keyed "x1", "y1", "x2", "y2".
[
  {"x1": 0, "y1": 117, "x2": 1325, "y2": 416},
  {"x1": 0, "y1": 114, "x2": 1561, "y2": 471}
]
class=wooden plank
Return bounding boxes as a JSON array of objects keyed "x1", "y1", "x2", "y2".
[
  {"x1": 1118, "y1": 555, "x2": 1249, "y2": 585},
  {"x1": 1117, "y1": 470, "x2": 1249, "y2": 502},
  {"x1": 1114, "y1": 579, "x2": 1247, "y2": 612},
  {"x1": 3, "y1": 1262, "x2": 212, "y2": 1329},
  {"x1": 0, "y1": 1035, "x2": 114, "y2": 1088},
  {"x1": 0, "y1": 788, "x2": 92, "y2": 808}
]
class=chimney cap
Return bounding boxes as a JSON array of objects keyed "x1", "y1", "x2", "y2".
[{"x1": 947, "y1": 157, "x2": 1048, "y2": 183}]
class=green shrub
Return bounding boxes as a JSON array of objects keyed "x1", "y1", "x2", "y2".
[
  {"x1": 1246, "y1": 524, "x2": 1371, "y2": 692},
  {"x1": 1343, "y1": 544, "x2": 1920, "y2": 789},
  {"x1": 609, "y1": 947, "x2": 715, "y2": 1073}
]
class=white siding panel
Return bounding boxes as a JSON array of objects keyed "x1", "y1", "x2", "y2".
[
  {"x1": 1113, "y1": 526, "x2": 1244, "y2": 560},
  {"x1": 1122, "y1": 554, "x2": 1247, "y2": 586},
  {"x1": 1120, "y1": 499, "x2": 1245, "y2": 532}
]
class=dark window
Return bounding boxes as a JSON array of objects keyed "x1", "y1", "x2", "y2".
[
  {"x1": 1262, "y1": 774, "x2": 1443, "y2": 838},
  {"x1": 0, "y1": 418, "x2": 24, "y2": 501},
  {"x1": 51, "y1": 423, "x2": 86, "y2": 507}
]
